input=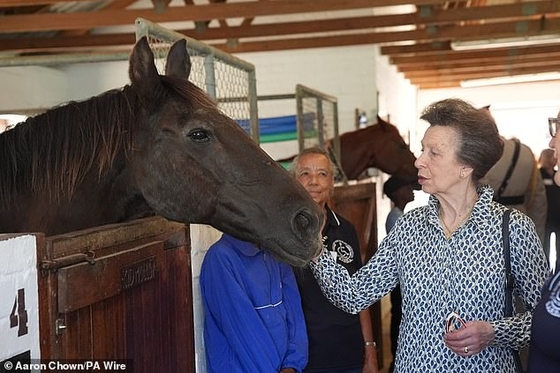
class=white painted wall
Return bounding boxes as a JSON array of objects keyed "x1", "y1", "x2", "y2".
[
  {"x1": 240, "y1": 45, "x2": 378, "y2": 133},
  {"x1": 237, "y1": 45, "x2": 379, "y2": 160},
  {"x1": 406, "y1": 80, "x2": 560, "y2": 224},
  {"x1": 0, "y1": 61, "x2": 131, "y2": 115},
  {"x1": 0, "y1": 66, "x2": 68, "y2": 113},
  {"x1": 189, "y1": 225, "x2": 221, "y2": 373}
]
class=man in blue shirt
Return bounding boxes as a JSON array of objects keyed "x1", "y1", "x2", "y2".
[{"x1": 200, "y1": 233, "x2": 308, "y2": 373}]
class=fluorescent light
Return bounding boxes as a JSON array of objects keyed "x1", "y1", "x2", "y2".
[
  {"x1": 451, "y1": 34, "x2": 560, "y2": 51},
  {"x1": 460, "y1": 72, "x2": 560, "y2": 88}
]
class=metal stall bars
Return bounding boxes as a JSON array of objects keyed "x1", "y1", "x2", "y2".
[
  {"x1": 135, "y1": 18, "x2": 259, "y2": 143},
  {"x1": 295, "y1": 84, "x2": 341, "y2": 177}
]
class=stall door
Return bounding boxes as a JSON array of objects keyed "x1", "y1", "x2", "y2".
[{"x1": 37, "y1": 217, "x2": 194, "y2": 373}]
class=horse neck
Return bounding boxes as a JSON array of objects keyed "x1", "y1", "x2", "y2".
[
  {"x1": 0, "y1": 88, "x2": 137, "y2": 207},
  {"x1": 341, "y1": 126, "x2": 381, "y2": 179}
]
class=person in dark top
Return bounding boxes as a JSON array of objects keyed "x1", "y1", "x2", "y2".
[
  {"x1": 291, "y1": 147, "x2": 378, "y2": 373},
  {"x1": 527, "y1": 116, "x2": 560, "y2": 372},
  {"x1": 538, "y1": 148, "x2": 560, "y2": 270},
  {"x1": 526, "y1": 269, "x2": 560, "y2": 372}
]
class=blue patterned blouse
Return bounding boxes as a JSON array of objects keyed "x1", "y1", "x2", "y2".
[{"x1": 310, "y1": 185, "x2": 549, "y2": 373}]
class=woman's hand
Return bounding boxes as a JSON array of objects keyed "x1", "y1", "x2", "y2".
[
  {"x1": 443, "y1": 320, "x2": 495, "y2": 357},
  {"x1": 311, "y1": 232, "x2": 325, "y2": 263},
  {"x1": 362, "y1": 346, "x2": 379, "y2": 373}
]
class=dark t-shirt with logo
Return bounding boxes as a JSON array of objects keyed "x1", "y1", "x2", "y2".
[{"x1": 294, "y1": 205, "x2": 364, "y2": 372}]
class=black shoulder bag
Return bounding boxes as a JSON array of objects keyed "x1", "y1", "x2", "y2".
[{"x1": 502, "y1": 209, "x2": 524, "y2": 373}]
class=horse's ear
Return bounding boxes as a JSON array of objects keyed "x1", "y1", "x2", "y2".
[
  {"x1": 129, "y1": 36, "x2": 160, "y2": 90},
  {"x1": 165, "y1": 39, "x2": 191, "y2": 80},
  {"x1": 377, "y1": 115, "x2": 387, "y2": 128}
]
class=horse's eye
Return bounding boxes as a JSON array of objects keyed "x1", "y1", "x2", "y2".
[{"x1": 188, "y1": 129, "x2": 211, "y2": 143}]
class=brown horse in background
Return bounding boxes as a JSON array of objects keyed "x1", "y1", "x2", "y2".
[
  {"x1": 279, "y1": 116, "x2": 417, "y2": 184},
  {"x1": 0, "y1": 37, "x2": 322, "y2": 267},
  {"x1": 337, "y1": 116, "x2": 417, "y2": 182}
]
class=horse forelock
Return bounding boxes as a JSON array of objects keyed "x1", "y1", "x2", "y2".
[
  {"x1": 0, "y1": 87, "x2": 136, "y2": 207},
  {"x1": 160, "y1": 75, "x2": 218, "y2": 112}
]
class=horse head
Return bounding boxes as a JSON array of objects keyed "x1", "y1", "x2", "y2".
[
  {"x1": 0, "y1": 37, "x2": 323, "y2": 267},
  {"x1": 128, "y1": 38, "x2": 323, "y2": 266},
  {"x1": 339, "y1": 116, "x2": 418, "y2": 183}
]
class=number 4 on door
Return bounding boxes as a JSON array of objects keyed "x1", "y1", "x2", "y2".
[{"x1": 10, "y1": 288, "x2": 28, "y2": 337}]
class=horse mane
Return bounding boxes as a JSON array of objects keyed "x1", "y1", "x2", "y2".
[{"x1": 0, "y1": 75, "x2": 217, "y2": 207}]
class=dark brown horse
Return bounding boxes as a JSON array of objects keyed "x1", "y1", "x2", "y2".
[
  {"x1": 338, "y1": 116, "x2": 417, "y2": 182},
  {"x1": 0, "y1": 37, "x2": 322, "y2": 267}
]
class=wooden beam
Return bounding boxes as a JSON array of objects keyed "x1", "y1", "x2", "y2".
[
  {"x1": 381, "y1": 41, "x2": 453, "y2": 55},
  {"x1": 6, "y1": 15, "x2": 560, "y2": 55},
  {"x1": 0, "y1": 0, "x2": 437, "y2": 9},
  {"x1": 414, "y1": 0, "x2": 560, "y2": 24},
  {"x1": 407, "y1": 64, "x2": 560, "y2": 83},
  {"x1": 0, "y1": 0, "x2": 439, "y2": 33},
  {"x1": 0, "y1": 34, "x2": 136, "y2": 53},
  {"x1": 0, "y1": 0, "x2": 60, "y2": 6},
  {"x1": 3, "y1": 0, "x2": 560, "y2": 34},
  {"x1": 403, "y1": 59, "x2": 560, "y2": 78},
  {"x1": 58, "y1": 0, "x2": 138, "y2": 37},
  {"x1": 417, "y1": 81, "x2": 461, "y2": 89},
  {"x1": 195, "y1": 32, "x2": 401, "y2": 54},
  {"x1": 396, "y1": 51, "x2": 560, "y2": 72},
  {"x1": 389, "y1": 43, "x2": 560, "y2": 65}
]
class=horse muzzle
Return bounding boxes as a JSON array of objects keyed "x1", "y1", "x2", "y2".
[{"x1": 292, "y1": 206, "x2": 323, "y2": 251}]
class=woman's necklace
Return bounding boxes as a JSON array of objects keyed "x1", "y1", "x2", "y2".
[
  {"x1": 439, "y1": 203, "x2": 474, "y2": 239},
  {"x1": 440, "y1": 213, "x2": 470, "y2": 239}
]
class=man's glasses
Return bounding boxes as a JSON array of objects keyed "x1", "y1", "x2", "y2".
[
  {"x1": 445, "y1": 310, "x2": 466, "y2": 333},
  {"x1": 549, "y1": 117, "x2": 560, "y2": 137}
]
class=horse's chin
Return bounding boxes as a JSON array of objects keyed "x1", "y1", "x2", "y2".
[
  {"x1": 260, "y1": 236, "x2": 322, "y2": 268},
  {"x1": 275, "y1": 252, "x2": 309, "y2": 268}
]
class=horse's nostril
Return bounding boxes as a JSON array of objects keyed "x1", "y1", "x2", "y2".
[
  {"x1": 294, "y1": 210, "x2": 311, "y2": 230},
  {"x1": 293, "y1": 208, "x2": 319, "y2": 236}
]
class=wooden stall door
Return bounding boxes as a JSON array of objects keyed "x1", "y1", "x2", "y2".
[
  {"x1": 37, "y1": 217, "x2": 194, "y2": 373},
  {"x1": 331, "y1": 180, "x2": 383, "y2": 368}
]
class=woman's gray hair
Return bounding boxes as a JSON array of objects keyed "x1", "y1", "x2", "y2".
[{"x1": 420, "y1": 98, "x2": 504, "y2": 183}]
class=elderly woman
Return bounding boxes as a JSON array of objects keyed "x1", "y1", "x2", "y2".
[{"x1": 310, "y1": 98, "x2": 549, "y2": 373}]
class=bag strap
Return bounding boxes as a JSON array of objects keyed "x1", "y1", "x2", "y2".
[
  {"x1": 502, "y1": 208, "x2": 514, "y2": 316},
  {"x1": 502, "y1": 208, "x2": 524, "y2": 373},
  {"x1": 497, "y1": 139, "x2": 521, "y2": 200}
]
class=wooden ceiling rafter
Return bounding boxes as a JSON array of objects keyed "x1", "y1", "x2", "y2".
[
  {"x1": 3, "y1": 3, "x2": 560, "y2": 53},
  {"x1": 0, "y1": 0, "x2": 439, "y2": 33},
  {"x1": 57, "y1": 0, "x2": 138, "y2": 37},
  {"x1": 1, "y1": 0, "x2": 560, "y2": 89}
]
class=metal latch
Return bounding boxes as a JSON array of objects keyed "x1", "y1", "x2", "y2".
[
  {"x1": 55, "y1": 318, "x2": 67, "y2": 335},
  {"x1": 40, "y1": 251, "x2": 96, "y2": 271}
]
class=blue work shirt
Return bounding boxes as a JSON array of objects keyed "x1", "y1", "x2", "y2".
[{"x1": 200, "y1": 234, "x2": 308, "y2": 373}]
